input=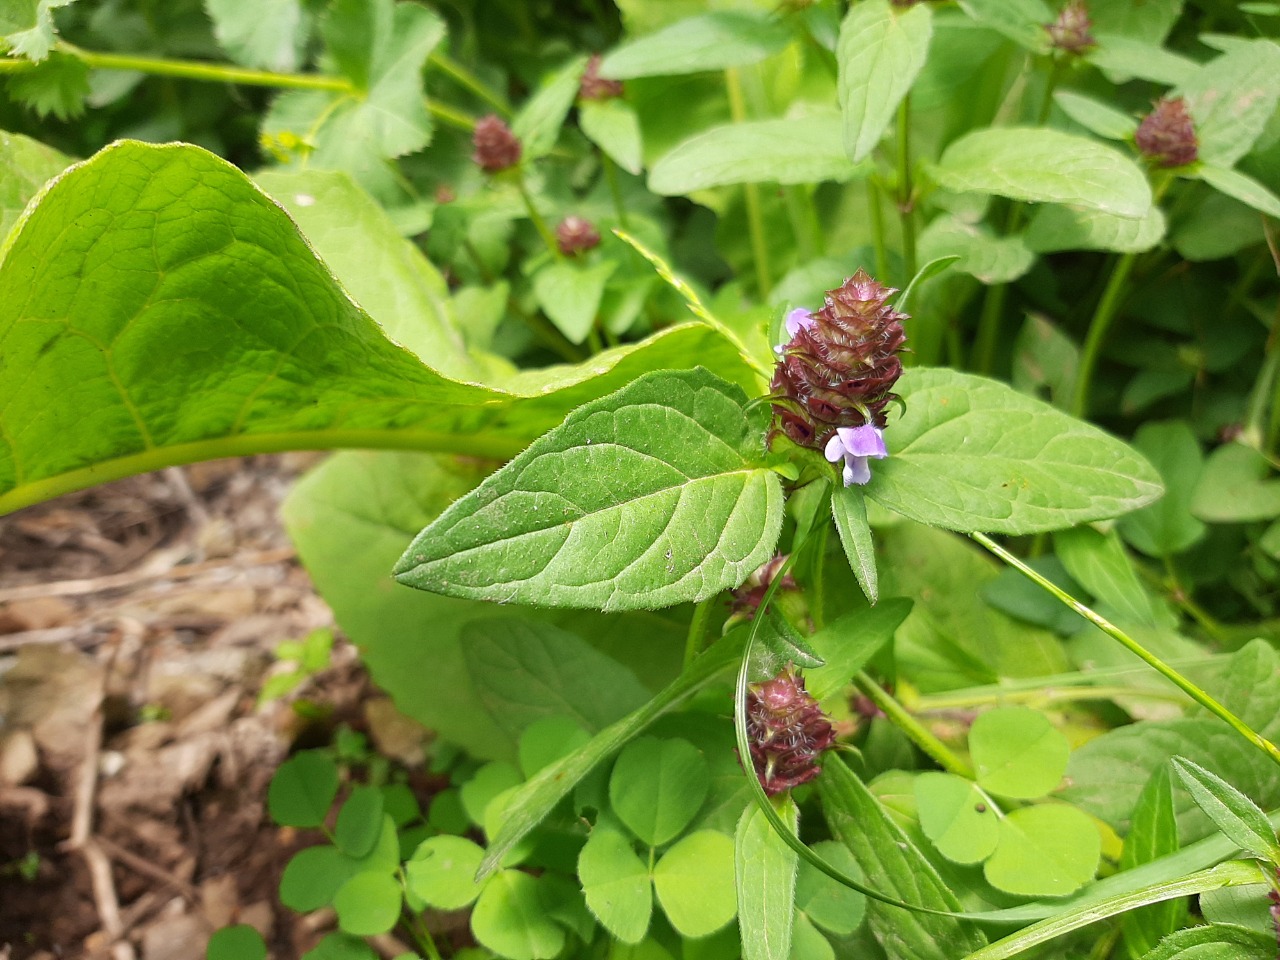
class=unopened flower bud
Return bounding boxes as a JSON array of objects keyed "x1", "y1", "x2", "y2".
[
  {"x1": 770, "y1": 270, "x2": 907, "y2": 485},
  {"x1": 730, "y1": 555, "x2": 797, "y2": 616},
  {"x1": 744, "y1": 668, "x2": 836, "y2": 795},
  {"x1": 555, "y1": 215, "x2": 601, "y2": 256},
  {"x1": 1135, "y1": 97, "x2": 1198, "y2": 168},
  {"x1": 579, "y1": 54, "x2": 624, "y2": 102},
  {"x1": 472, "y1": 115, "x2": 522, "y2": 173},
  {"x1": 1046, "y1": 0, "x2": 1095, "y2": 55}
]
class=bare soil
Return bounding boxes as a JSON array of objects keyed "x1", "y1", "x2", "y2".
[{"x1": 0, "y1": 456, "x2": 429, "y2": 959}]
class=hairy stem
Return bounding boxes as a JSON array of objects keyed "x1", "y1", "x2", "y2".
[
  {"x1": 855, "y1": 672, "x2": 973, "y2": 778},
  {"x1": 1070, "y1": 252, "x2": 1137, "y2": 417},
  {"x1": 895, "y1": 97, "x2": 917, "y2": 282}
]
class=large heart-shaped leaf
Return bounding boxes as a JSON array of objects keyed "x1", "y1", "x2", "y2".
[
  {"x1": 867, "y1": 369, "x2": 1163, "y2": 534},
  {"x1": 394, "y1": 368, "x2": 785, "y2": 611},
  {"x1": 0, "y1": 140, "x2": 754, "y2": 515}
]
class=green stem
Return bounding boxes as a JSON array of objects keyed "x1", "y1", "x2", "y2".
[
  {"x1": 1070, "y1": 252, "x2": 1138, "y2": 417},
  {"x1": 683, "y1": 598, "x2": 716, "y2": 671},
  {"x1": 517, "y1": 175, "x2": 563, "y2": 260},
  {"x1": 972, "y1": 531, "x2": 1280, "y2": 771},
  {"x1": 602, "y1": 153, "x2": 631, "y2": 229},
  {"x1": 428, "y1": 51, "x2": 511, "y2": 116},
  {"x1": 726, "y1": 68, "x2": 772, "y2": 299},
  {"x1": 855, "y1": 673, "x2": 973, "y2": 778},
  {"x1": 426, "y1": 98, "x2": 477, "y2": 132},
  {"x1": 50, "y1": 42, "x2": 352, "y2": 90},
  {"x1": 867, "y1": 180, "x2": 890, "y2": 281},
  {"x1": 895, "y1": 98, "x2": 917, "y2": 282},
  {"x1": 782, "y1": 186, "x2": 820, "y2": 262}
]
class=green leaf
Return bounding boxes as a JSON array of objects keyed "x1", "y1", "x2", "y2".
[
  {"x1": 956, "y1": 0, "x2": 1051, "y2": 52},
  {"x1": 1024, "y1": 204, "x2": 1166, "y2": 254},
  {"x1": 1197, "y1": 165, "x2": 1280, "y2": 219},
  {"x1": 578, "y1": 823, "x2": 653, "y2": 943},
  {"x1": 868, "y1": 368, "x2": 1163, "y2": 535},
  {"x1": 831, "y1": 485, "x2": 879, "y2": 605},
  {"x1": 793, "y1": 841, "x2": 866, "y2": 936},
  {"x1": 301, "y1": 934, "x2": 379, "y2": 960},
  {"x1": 970, "y1": 706, "x2": 1070, "y2": 799},
  {"x1": 206, "y1": 0, "x2": 307, "y2": 72},
  {"x1": 1120, "y1": 766, "x2": 1186, "y2": 958},
  {"x1": 1054, "y1": 526, "x2": 1159, "y2": 627},
  {"x1": 1011, "y1": 314, "x2": 1079, "y2": 408},
  {"x1": 335, "y1": 785, "x2": 385, "y2": 858},
  {"x1": 1063, "y1": 640, "x2": 1280, "y2": 840},
  {"x1": 269, "y1": 751, "x2": 339, "y2": 827},
  {"x1": 255, "y1": 169, "x2": 479, "y2": 380},
  {"x1": 1177, "y1": 40, "x2": 1280, "y2": 168},
  {"x1": 472, "y1": 871, "x2": 567, "y2": 960},
  {"x1": 0, "y1": 140, "x2": 755, "y2": 515},
  {"x1": 917, "y1": 214, "x2": 1035, "y2": 285},
  {"x1": 1053, "y1": 90, "x2": 1138, "y2": 142},
  {"x1": 650, "y1": 113, "x2": 868, "y2": 195},
  {"x1": 580, "y1": 99, "x2": 644, "y2": 175},
  {"x1": 610, "y1": 737, "x2": 710, "y2": 846},
  {"x1": 5, "y1": 50, "x2": 88, "y2": 119},
  {"x1": 964, "y1": 861, "x2": 1266, "y2": 960},
  {"x1": 652, "y1": 830, "x2": 737, "y2": 938},
  {"x1": 207, "y1": 924, "x2": 267, "y2": 960},
  {"x1": 514, "y1": 55, "x2": 589, "y2": 160},
  {"x1": 405, "y1": 836, "x2": 485, "y2": 910},
  {"x1": 837, "y1": 0, "x2": 933, "y2": 163},
  {"x1": 334, "y1": 871, "x2": 402, "y2": 936},
  {"x1": 280, "y1": 846, "x2": 359, "y2": 911},
  {"x1": 983, "y1": 804, "x2": 1101, "y2": 897},
  {"x1": 932, "y1": 127, "x2": 1152, "y2": 219},
  {"x1": 1170, "y1": 757, "x2": 1280, "y2": 862},
  {"x1": 1117, "y1": 421, "x2": 1206, "y2": 557},
  {"x1": 1088, "y1": 0, "x2": 1182, "y2": 46},
  {"x1": 519, "y1": 717, "x2": 592, "y2": 777},
  {"x1": 1087, "y1": 35, "x2": 1197, "y2": 86},
  {"x1": 804, "y1": 600, "x2": 911, "y2": 703},
  {"x1": 0, "y1": 130, "x2": 70, "y2": 241},
  {"x1": 479, "y1": 632, "x2": 744, "y2": 879},
  {"x1": 463, "y1": 618, "x2": 651, "y2": 743},
  {"x1": 1137, "y1": 923, "x2": 1278, "y2": 960},
  {"x1": 914, "y1": 772, "x2": 1000, "y2": 864},
  {"x1": 818, "y1": 759, "x2": 988, "y2": 958},
  {"x1": 532, "y1": 260, "x2": 617, "y2": 344},
  {"x1": 0, "y1": 0, "x2": 74, "y2": 61},
  {"x1": 1191, "y1": 444, "x2": 1280, "y2": 523},
  {"x1": 789, "y1": 912, "x2": 834, "y2": 960},
  {"x1": 394, "y1": 368, "x2": 785, "y2": 611},
  {"x1": 599, "y1": 12, "x2": 791, "y2": 79},
  {"x1": 461, "y1": 762, "x2": 523, "y2": 826},
  {"x1": 735, "y1": 798, "x2": 798, "y2": 960}
]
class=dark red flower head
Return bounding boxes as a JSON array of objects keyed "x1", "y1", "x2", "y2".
[
  {"x1": 555, "y1": 215, "x2": 601, "y2": 256},
  {"x1": 744, "y1": 668, "x2": 836, "y2": 795},
  {"x1": 1135, "y1": 97, "x2": 1198, "y2": 168},
  {"x1": 472, "y1": 115, "x2": 522, "y2": 173},
  {"x1": 579, "y1": 54, "x2": 624, "y2": 102},
  {"x1": 1046, "y1": 0, "x2": 1095, "y2": 55},
  {"x1": 770, "y1": 269, "x2": 908, "y2": 451},
  {"x1": 730, "y1": 555, "x2": 797, "y2": 616}
]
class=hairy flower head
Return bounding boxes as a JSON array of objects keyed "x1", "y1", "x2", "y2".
[{"x1": 1135, "y1": 97, "x2": 1198, "y2": 168}]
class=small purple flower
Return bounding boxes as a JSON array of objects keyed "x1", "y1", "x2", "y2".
[
  {"x1": 775, "y1": 308, "x2": 817, "y2": 356},
  {"x1": 824, "y1": 424, "x2": 887, "y2": 486}
]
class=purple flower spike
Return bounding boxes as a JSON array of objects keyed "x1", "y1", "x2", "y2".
[{"x1": 824, "y1": 424, "x2": 887, "y2": 486}]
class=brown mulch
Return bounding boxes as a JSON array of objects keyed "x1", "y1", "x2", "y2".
[{"x1": 0, "y1": 456, "x2": 429, "y2": 960}]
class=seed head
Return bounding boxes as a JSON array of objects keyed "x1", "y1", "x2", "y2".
[
  {"x1": 1046, "y1": 0, "x2": 1095, "y2": 55},
  {"x1": 580, "y1": 54, "x2": 624, "y2": 102},
  {"x1": 556, "y1": 215, "x2": 601, "y2": 256},
  {"x1": 1135, "y1": 97, "x2": 1198, "y2": 168},
  {"x1": 770, "y1": 269, "x2": 907, "y2": 454},
  {"x1": 472, "y1": 115, "x2": 522, "y2": 173},
  {"x1": 744, "y1": 668, "x2": 836, "y2": 795}
]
